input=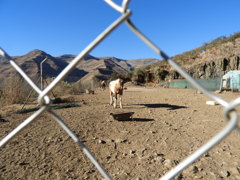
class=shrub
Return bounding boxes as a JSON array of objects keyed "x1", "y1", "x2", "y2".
[
  {"x1": 46, "y1": 78, "x2": 87, "y2": 96},
  {"x1": 122, "y1": 72, "x2": 133, "y2": 82},
  {"x1": 52, "y1": 80, "x2": 73, "y2": 96},
  {"x1": 109, "y1": 72, "x2": 120, "y2": 81},
  {"x1": 154, "y1": 67, "x2": 169, "y2": 81},
  {"x1": 71, "y1": 82, "x2": 88, "y2": 94},
  {"x1": 0, "y1": 74, "x2": 31, "y2": 105},
  {"x1": 131, "y1": 69, "x2": 145, "y2": 83}
]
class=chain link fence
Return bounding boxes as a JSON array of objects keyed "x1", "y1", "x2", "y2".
[{"x1": 0, "y1": 0, "x2": 239, "y2": 179}]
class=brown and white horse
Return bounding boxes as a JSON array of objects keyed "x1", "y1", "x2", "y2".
[{"x1": 109, "y1": 78, "x2": 124, "y2": 109}]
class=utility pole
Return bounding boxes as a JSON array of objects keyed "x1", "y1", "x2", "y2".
[{"x1": 40, "y1": 57, "x2": 48, "y2": 90}]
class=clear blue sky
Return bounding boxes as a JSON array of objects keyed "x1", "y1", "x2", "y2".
[{"x1": 1, "y1": 0, "x2": 240, "y2": 60}]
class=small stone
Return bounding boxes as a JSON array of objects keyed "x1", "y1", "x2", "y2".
[
  {"x1": 184, "y1": 166, "x2": 199, "y2": 175},
  {"x1": 106, "y1": 156, "x2": 111, "y2": 160},
  {"x1": 19, "y1": 162, "x2": 28, "y2": 166},
  {"x1": 204, "y1": 152, "x2": 210, "y2": 157},
  {"x1": 98, "y1": 140, "x2": 106, "y2": 144},
  {"x1": 150, "y1": 130, "x2": 157, "y2": 134},
  {"x1": 121, "y1": 139, "x2": 128, "y2": 143},
  {"x1": 176, "y1": 174, "x2": 183, "y2": 180},
  {"x1": 130, "y1": 150, "x2": 136, "y2": 154},
  {"x1": 156, "y1": 152, "x2": 164, "y2": 157},
  {"x1": 155, "y1": 153, "x2": 165, "y2": 162},
  {"x1": 194, "y1": 175, "x2": 203, "y2": 179},
  {"x1": 219, "y1": 170, "x2": 231, "y2": 178},
  {"x1": 192, "y1": 166, "x2": 199, "y2": 174},
  {"x1": 164, "y1": 159, "x2": 175, "y2": 168}
]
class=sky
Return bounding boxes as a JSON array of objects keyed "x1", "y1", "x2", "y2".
[{"x1": 1, "y1": 0, "x2": 240, "y2": 60}]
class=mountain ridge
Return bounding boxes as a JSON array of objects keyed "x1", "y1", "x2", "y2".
[{"x1": 0, "y1": 49, "x2": 160, "y2": 86}]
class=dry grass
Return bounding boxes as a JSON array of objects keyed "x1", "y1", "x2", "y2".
[
  {"x1": 0, "y1": 74, "x2": 32, "y2": 106},
  {"x1": 0, "y1": 76, "x2": 100, "y2": 106},
  {"x1": 43, "y1": 78, "x2": 100, "y2": 97}
]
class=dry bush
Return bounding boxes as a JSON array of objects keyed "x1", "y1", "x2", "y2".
[
  {"x1": 131, "y1": 69, "x2": 145, "y2": 83},
  {"x1": 46, "y1": 78, "x2": 95, "y2": 96},
  {"x1": 70, "y1": 82, "x2": 87, "y2": 94},
  {"x1": 49, "y1": 79, "x2": 73, "y2": 97},
  {"x1": 154, "y1": 67, "x2": 169, "y2": 82},
  {"x1": 70, "y1": 80, "x2": 99, "y2": 94},
  {"x1": 0, "y1": 74, "x2": 31, "y2": 105}
]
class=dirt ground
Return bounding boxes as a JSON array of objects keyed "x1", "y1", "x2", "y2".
[{"x1": 0, "y1": 85, "x2": 240, "y2": 180}]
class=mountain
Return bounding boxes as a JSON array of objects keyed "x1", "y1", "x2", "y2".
[
  {"x1": 127, "y1": 59, "x2": 161, "y2": 69},
  {"x1": 57, "y1": 54, "x2": 159, "y2": 84},
  {"x1": 0, "y1": 49, "x2": 160, "y2": 86},
  {"x1": 0, "y1": 50, "x2": 87, "y2": 84}
]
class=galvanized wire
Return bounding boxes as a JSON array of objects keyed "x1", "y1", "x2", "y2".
[{"x1": 0, "y1": 0, "x2": 239, "y2": 179}]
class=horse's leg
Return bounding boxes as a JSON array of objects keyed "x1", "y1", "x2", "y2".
[
  {"x1": 119, "y1": 94, "x2": 123, "y2": 109},
  {"x1": 110, "y1": 92, "x2": 113, "y2": 105},
  {"x1": 113, "y1": 94, "x2": 117, "y2": 108}
]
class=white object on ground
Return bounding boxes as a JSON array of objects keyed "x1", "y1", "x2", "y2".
[{"x1": 206, "y1": 101, "x2": 217, "y2": 105}]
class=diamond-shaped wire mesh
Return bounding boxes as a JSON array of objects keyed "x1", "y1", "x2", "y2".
[{"x1": 0, "y1": 1, "x2": 239, "y2": 179}]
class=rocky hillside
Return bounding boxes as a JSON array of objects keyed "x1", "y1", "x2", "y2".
[
  {"x1": 142, "y1": 33, "x2": 240, "y2": 81},
  {"x1": 0, "y1": 49, "x2": 159, "y2": 86},
  {"x1": 0, "y1": 50, "x2": 87, "y2": 84}
]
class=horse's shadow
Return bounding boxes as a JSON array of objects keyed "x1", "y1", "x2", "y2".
[{"x1": 137, "y1": 103, "x2": 187, "y2": 110}]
